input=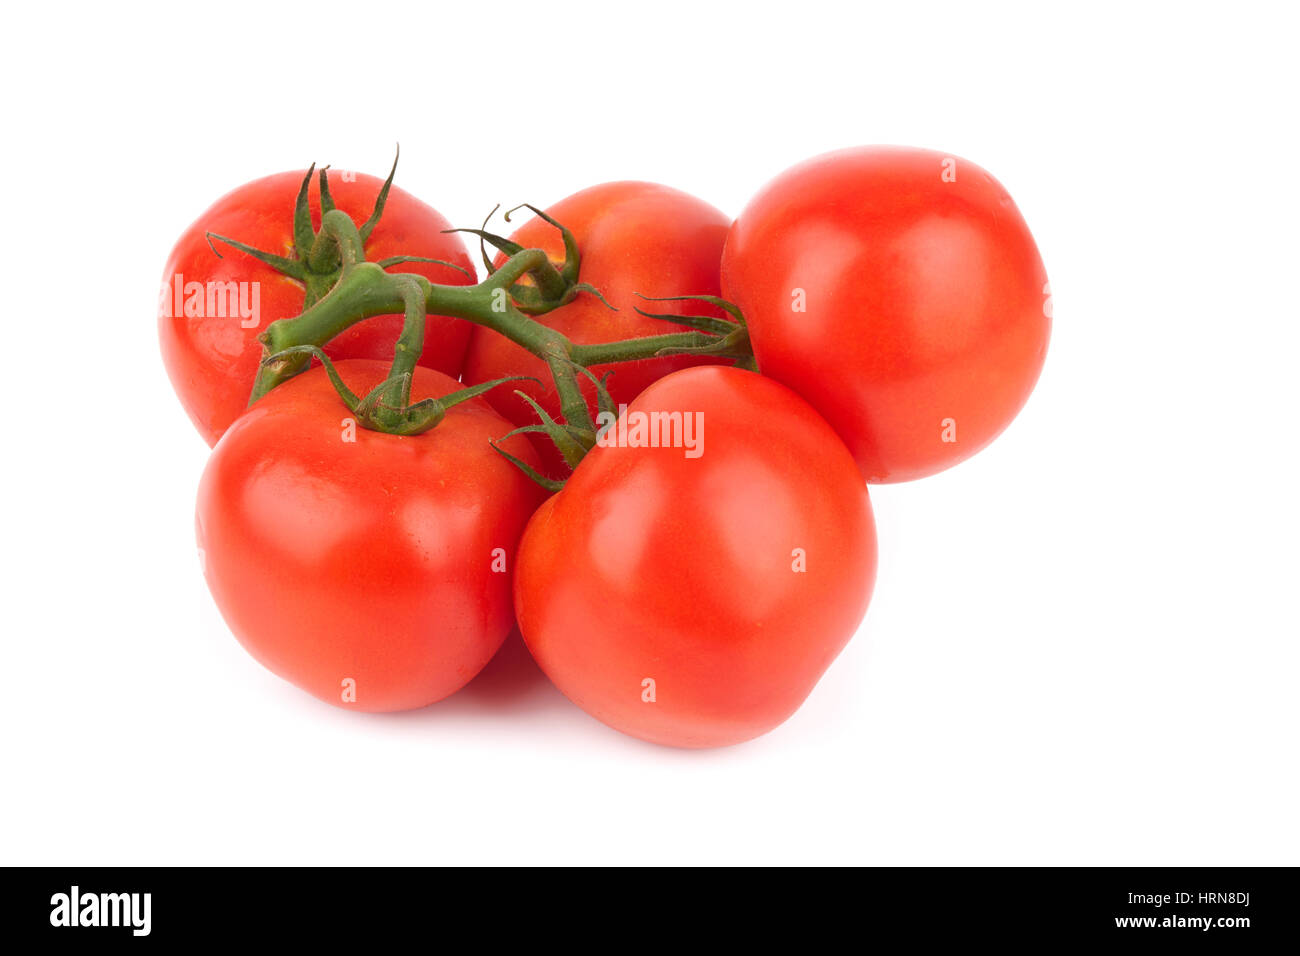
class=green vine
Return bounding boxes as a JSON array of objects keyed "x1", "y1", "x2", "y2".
[{"x1": 215, "y1": 154, "x2": 755, "y2": 478}]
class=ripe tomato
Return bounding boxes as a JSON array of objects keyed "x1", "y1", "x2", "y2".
[
  {"x1": 514, "y1": 366, "x2": 877, "y2": 748},
  {"x1": 721, "y1": 146, "x2": 1051, "y2": 483},
  {"x1": 461, "y1": 181, "x2": 731, "y2": 477},
  {"x1": 159, "y1": 170, "x2": 476, "y2": 446},
  {"x1": 196, "y1": 360, "x2": 544, "y2": 712}
]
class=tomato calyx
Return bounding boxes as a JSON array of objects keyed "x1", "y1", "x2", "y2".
[
  {"x1": 495, "y1": 304, "x2": 752, "y2": 489},
  {"x1": 486, "y1": 359, "x2": 622, "y2": 490},
  {"x1": 632, "y1": 293, "x2": 757, "y2": 370},
  {"x1": 269, "y1": 344, "x2": 539, "y2": 436},
  {"x1": 203, "y1": 148, "x2": 470, "y2": 311},
  {"x1": 445, "y1": 203, "x2": 615, "y2": 316}
]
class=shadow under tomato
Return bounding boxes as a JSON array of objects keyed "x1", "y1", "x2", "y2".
[
  {"x1": 378, "y1": 628, "x2": 569, "y2": 720},
  {"x1": 451, "y1": 629, "x2": 556, "y2": 708},
  {"x1": 377, "y1": 632, "x2": 760, "y2": 757}
]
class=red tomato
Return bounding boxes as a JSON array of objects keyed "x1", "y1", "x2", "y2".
[
  {"x1": 159, "y1": 170, "x2": 475, "y2": 446},
  {"x1": 461, "y1": 181, "x2": 731, "y2": 477},
  {"x1": 196, "y1": 360, "x2": 544, "y2": 712},
  {"x1": 721, "y1": 146, "x2": 1051, "y2": 483},
  {"x1": 514, "y1": 366, "x2": 877, "y2": 748}
]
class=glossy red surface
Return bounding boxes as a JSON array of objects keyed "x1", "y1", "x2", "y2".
[
  {"x1": 514, "y1": 366, "x2": 877, "y2": 748},
  {"x1": 196, "y1": 361, "x2": 543, "y2": 712},
  {"x1": 722, "y1": 146, "x2": 1050, "y2": 482}
]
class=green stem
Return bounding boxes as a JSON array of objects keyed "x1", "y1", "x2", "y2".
[
  {"x1": 572, "y1": 333, "x2": 715, "y2": 366},
  {"x1": 547, "y1": 354, "x2": 594, "y2": 438},
  {"x1": 251, "y1": 250, "x2": 728, "y2": 406},
  {"x1": 386, "y1": 276, "x2": 430, "y2": 408}
]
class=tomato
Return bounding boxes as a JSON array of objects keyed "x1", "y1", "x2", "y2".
[
  {"x1": 721, "y1": 146, "x2": 1050, "y2": 483},
  {"x1": 514, "y1": 366, "x2": 876, "y2": 748},
  {"x1": 159, "y1": 170, "x2": 476, "y2": 446},
  {"x1": 461, "y1": 181, "x2": 731, "y2": 477},
  {"x1": 196, "y1": 360, "x2": 544, "y2": 712}
]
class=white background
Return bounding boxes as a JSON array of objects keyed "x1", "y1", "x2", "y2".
[{"x1": 2, "y1": 1, "x2": 1296, "y2": 865}]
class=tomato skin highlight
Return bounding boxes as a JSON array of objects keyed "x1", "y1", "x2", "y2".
[
  {"x1": 159, "y1": 171, "x2": 476, "y2": 447},
  {"x1": 196, "y1": 360, "x2": 544, "y2": 712},
  {"x1": 721, "y1": 146, "x2": 1051, "y2": 483},
  {"x1": 514, "y1": 366, "x2": 877, "y2": 748},
  {"x1": 461, "y1": 181, "x2": 731, "y2": 477}
]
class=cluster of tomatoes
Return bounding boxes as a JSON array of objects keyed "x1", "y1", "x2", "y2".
[{"x1": 159, "y1": 146, "x2": 1050, "y2": 748}]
